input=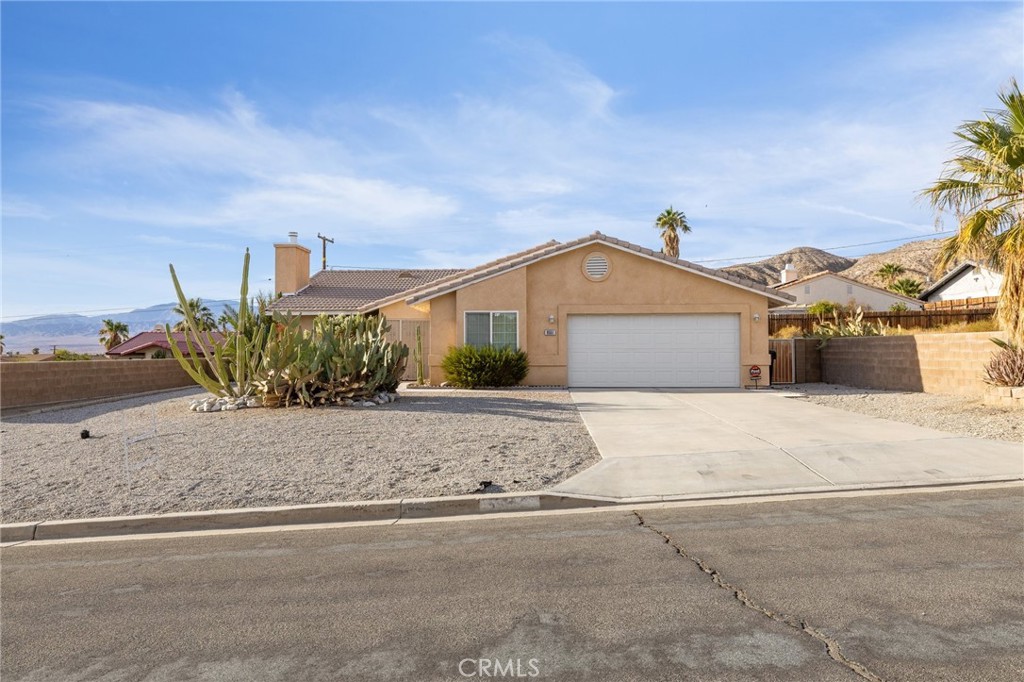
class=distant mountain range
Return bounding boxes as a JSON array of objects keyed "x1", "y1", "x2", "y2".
[
  {"x1": 0, "y1": 300, "x2": 236, "y2": 354},
  {"x1": 1, "y1": 238, "x2": 953, "y2": 355},
  {"x1": 718, "y1": 239, "x2": 946, "y2": 288}
]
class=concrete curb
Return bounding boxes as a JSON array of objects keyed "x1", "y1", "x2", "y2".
[{"x1": 0, "y1": 492, "x2": 616, "y2": 543}]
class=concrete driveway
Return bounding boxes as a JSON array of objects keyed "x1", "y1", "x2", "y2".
[{"x1": 553, "y1": 389, "x2": 1024, "y2": 501}]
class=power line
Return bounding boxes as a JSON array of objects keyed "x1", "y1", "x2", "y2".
[
  {"x1": 1, "y1": 232, "x2": 957, "y2": 322},
  {"x1": 690, "y1": 231, "x2": 954, "y2": 264}
]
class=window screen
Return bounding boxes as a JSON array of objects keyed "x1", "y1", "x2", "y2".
[
  {"x1": 465, "y1": 312, "x2": 518, "y2": 348},
  {"x1": 465, "y1": 313, "x2": 491, "y2": 347},
  {"x1": 491, "y1": 312, "x2": 518, "y2": 349}
]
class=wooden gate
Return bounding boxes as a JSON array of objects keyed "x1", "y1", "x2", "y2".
[
  {"x1": 385, "y1": 320, "x2": 430, "y2": 381},
  {"x1": 768, "y1": 338, "x2": 795, "y2": 384}
]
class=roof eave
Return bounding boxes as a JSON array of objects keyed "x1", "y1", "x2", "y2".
[{"x1": 406, "y1": 236, "x2": 796, "y2": 305}]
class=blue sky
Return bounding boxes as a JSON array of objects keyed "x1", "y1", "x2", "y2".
[{"x1": 2, "y1": 1, "x2": 1022, "y2": 320}]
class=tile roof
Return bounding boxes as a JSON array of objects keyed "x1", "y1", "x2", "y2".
[
  {"x1": 404, "y1": 233, "x2": 795, "y2": 305},
  {"x1": 105, "y1": 331, "x2": 225, "y2": 356},
  {"x1": 271, "y1": 269, "x2": 463, "y2": 314},
  {"x1": 268, "y1": 233, "x2": 795, "y2": 314}
]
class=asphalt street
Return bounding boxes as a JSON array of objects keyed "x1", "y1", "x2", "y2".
[{"x1": 2, "y1": 486, "x2": 1022, "y2": 681}]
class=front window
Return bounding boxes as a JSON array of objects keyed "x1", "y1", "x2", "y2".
[{"x1": 465, "y1": 312, "x2": 518, "y2": 349}]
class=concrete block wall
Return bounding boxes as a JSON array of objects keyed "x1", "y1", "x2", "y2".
[
  {"x1": 0, "y1": 359, "x2": 200, "y2": 410},
  {"x1": 820, "y1": 332, "x2": 1006, "y2": 395}
]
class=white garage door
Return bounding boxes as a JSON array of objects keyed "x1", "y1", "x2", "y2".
[{"x1": 568, "y1": 314, "x2": 740, "y2": 388}]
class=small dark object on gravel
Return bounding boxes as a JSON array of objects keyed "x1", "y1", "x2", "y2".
[
  {"x1": 80, "y1": 429, "x2": 90, "y2": 439},
  {"x1": 479, "y1": 480, "x2": 493, "y2": 490}
]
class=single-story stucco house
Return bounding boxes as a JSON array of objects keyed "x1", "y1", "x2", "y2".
[
  {"x1": 920, "y1": 261, "x2": 1003, "y2": 303},
  {"x1": 269, "y1": 232, "x2": 795, "y2": 388},
  {"x1": 771, "y1": 271, "x2": 924, "y2": 312}
]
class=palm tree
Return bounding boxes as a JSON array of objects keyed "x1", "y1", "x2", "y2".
[
  {"x1": 654, "y1": 206, "x2": 691, "y2": 259},
  {"x1": 876, "y1": 262, "x2": 905, "y2": 286},
  {"x1": 890, "y1": 277, "x2": 924, "y2": 298},
  {"x1": 921, "y1": 78, "x2": 1024, "y2": 344},
  {"x1": 173, "y1": 298, "x2": 216, "y2": 331},
  {"x1": 0, "y1": 334, "x2": 5, "y2": 354},
  {"x1": 99, "y1": 319, "x2": 130, "y2": 351},
  {"x1": 218, "y1": 304, "x2": 238, "y2": 332}
]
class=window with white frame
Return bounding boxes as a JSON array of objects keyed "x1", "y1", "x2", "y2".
[{"x1": 465, "y1": 312, "x2": 518, "y2": 349}]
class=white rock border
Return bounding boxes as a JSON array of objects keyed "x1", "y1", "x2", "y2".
[{"x1": 188, "y1": 392, "x2": 400, "y2": 412}]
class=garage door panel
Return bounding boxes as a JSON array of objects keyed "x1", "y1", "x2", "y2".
[{"x1": 568, "y1": 314, "x2": 740, "y2": 388}]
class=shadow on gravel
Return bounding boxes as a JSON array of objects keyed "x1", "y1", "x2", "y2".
[
  {"x1": 385, "y1": 395, "x2": 580, "y2": 422},
  {"x1": 0, "y1": 387, "x2": 205, "y2": 425}
]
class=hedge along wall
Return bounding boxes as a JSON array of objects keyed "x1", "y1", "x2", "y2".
[
  {"x1": 0, "y1": 359, "x2": 201, "y2": 410},
  {"x1": 819, "y1": 331, "x2": 1006, "y2": 395}
]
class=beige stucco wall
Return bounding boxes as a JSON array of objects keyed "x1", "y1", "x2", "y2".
[
  {"x1": 378, "y1": 300, "x2": 431, "y2": 321},
  {"x1": 426, "y1": 244, "x2": 773, "y2": 387},
  {"x1": 778, "y1": 275, "x2": 923, "y2": 311},
  {"x1": 274, "y1": 243, "x2": 311, "y2": 296}
]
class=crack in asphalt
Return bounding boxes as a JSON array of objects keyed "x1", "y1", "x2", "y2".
[{"x1": 633, "y1": 511, "x2": 885, "y2": 682}]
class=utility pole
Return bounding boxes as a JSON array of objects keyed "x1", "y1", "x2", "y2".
[{"x1": 316, "y1": 233, "x2": 334, "y2": 271}]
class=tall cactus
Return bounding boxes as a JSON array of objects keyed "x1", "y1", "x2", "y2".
[{"x1": 414, "y1": 325, "x2": 425, "y2": 385}]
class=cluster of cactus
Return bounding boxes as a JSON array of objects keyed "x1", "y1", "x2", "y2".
[
  {"x1": 255, "y1": 314, "x2": 408, "y2": 407},
  {"x1": 811, "y1": 307, "x2": 891, "y2": 347},
  {"x1": 166, "y1": 249, "x2": 267, "y2": 398},
  {"x1": 167, "y1": 251, "x2": 408, "y2": 407}
]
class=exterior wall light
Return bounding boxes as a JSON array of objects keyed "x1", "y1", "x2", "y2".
[{"x1": 753, "y1": 313, "x2": 761, "y2": 322}]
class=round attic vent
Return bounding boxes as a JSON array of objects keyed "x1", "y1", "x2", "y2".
[{"x1": 583, "y1": 253, "x2": 610, "y2": 281}]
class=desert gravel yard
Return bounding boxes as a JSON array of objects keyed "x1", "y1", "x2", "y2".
[
  {"x1": 0, "y1": 387, "x2": 601, "y2": 523},
  {"x1": 788, "y1": 383, "x2": 1023, "y2": 442}
]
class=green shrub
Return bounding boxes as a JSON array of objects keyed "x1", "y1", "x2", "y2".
[
  {"x1": 807, "y1": 300, "x2": 839, "y2": 318},
  {"x1": 441, "y1": 345, "x2": 529, "y2": 388},
  {"x1": 53, "y1": 349, "x2": 93, "y2": 361},
  {"x1": 150, "y1": 349, "x2": 168, "y2": 359}
]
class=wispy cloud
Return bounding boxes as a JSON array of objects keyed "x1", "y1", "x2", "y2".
[
  {"x1": 135, "y1": 235, "x2": 237, "y2": 252},
  {"x1": 2, "y1": 196, "x2": 51, "y2": 220},
  {"x1": 8, "y1": 3, "x2": 1022, "y2": 272}
]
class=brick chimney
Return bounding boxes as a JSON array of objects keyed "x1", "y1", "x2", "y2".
[
  {"x1": 780, "y1": 262, "x2": 798, "y2": 284},
  {"x1": 274, "y1": 231, "x2": 311, "y2": 296}
]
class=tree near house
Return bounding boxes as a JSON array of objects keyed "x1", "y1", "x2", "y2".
[
  {"x1": 889, "y1": 278, "x2": 924, "y2": 298},
  {"x1": 654, "y1": 206, "x2": 690, "y2": 259},
  {"x1": 173, "y1": 298, "x2": 216, "y2": 331},
  {"x1": 99, "y1": 319, "x2": 130, "y2": 351},
  {"x1": 876, "y1": 262, "x2": 905, "y2": 286},
  {"x1": 218, "y1": 304, "x2": 239, "y2": 332},
  {"x1": 921, "y1": 78, "x2": 1024, "y2": 345}
]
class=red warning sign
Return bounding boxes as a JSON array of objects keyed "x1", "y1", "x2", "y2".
[{"x1": 749, "y1": 365, "x2": 762, "y2": 379}]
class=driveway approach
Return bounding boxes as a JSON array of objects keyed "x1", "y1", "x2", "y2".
[{"x1": 554, "y1": 390, "x2": 1023, "y2": 500}]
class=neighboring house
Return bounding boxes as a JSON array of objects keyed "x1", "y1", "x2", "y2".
[
  {"x1": 771, "y1": 271, "x2": 924, "y2": 312},
  {"x1": 269, "y1": 232, "x2": 795, "y2": 388},
  {"x1": 920, "y1": 261, "x2": 1003, "y2": 303},
  {"x1": 105, "y1": 331, "x2": 225, "y2": 359}
]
